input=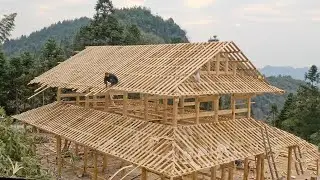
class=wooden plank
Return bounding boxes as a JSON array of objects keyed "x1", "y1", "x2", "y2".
[
  {"x1": 144, "y1": 94, "x2": 148, "y2": 120},
  {"x1": 243, "y1": 158, "x2": 249, "y2": 180},
  {"x1": 256, "y1": 154, "x2": 261, "y2": 180},
  {"x1": 211, "y1": 166, "x2": 217, "y2": 180},
  {"x1": 94, "y1": 150, "x2": 98, "y2": 180},
  {"x1": 231, "y1": 95, "x2": 236, "y2": 120},
  {"x1": 228, "y1": 162, "x2": 234, "y2": 180},
  {"x1": 123, "y1": 92, "x2": 128, "y2": 116},
  {"x1": 103, "y1": 155, "x2": 107, "y2": 173},
  {"x1": 247, "y1": 97, "x2": 251, "y2": 118},
  {"x1": 260, "y1": 154, "x2": 265, "y2": 180},
  {"x1": 163, "y1": 98, "x2": 168, "y2": 123},
  {"x1": 57, "y1": 88, "x2": 61, "y2": 102},
  {"x1": 141, "y1": 168, "x2": 147, "y2": 180},
  {"x1": 214, "y1": 97, "x2": 219, "y2": 122},
  {"x1": 56, "y1": 135, "x2": 62, "y2": 178},
  {"x1": 221, "y1": 165, "x2": 226, "y2": 180},
  {"x1": 287, "y1": 147, "x2": 293, "y2": 180},
  {"x1": 195, "y1": 97, "x2": 200, "y2": 124},
  {"x1": 317, "y1": 159, "x2": 319, "y2": 176},
  {"x1": 173, "y1": 97, "x2": 179, "y2": 127},
  {"x1": 83, "y1": 147, "x2": 88, "y2": 175}
]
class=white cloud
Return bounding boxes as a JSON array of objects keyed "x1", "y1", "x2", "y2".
[
  {"x1": 185, "y1": 0, "x2": 215, "y2": 8},
  {"x1": 113, "y1": 0, "x2": 145, "y2": 7},
  {"x1": 183, "y1": 18, "x2": 217, "y2": 26}
]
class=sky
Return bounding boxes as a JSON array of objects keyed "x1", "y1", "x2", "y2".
[{"x1": 0, "y1": 0, "x2": 320, "y2": 68}]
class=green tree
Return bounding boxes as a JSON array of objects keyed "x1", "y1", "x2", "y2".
[
  {"x1": 0, "y1": 13, "x2": 17, "y2": 43},
  {"x1": 40, "y1": 39, "x2": 64, "y2": 72},
  {"x1": 123, "y1": 24, "x2": 141, "y2": 45},
  {"x1": 305, "y1": 65, "x2": 319, "y2": 86},
  {"x1": 275, "y1": 93, "x2": 294, "y2": 128},
  {"x1": 270, "y1": 104, "x2": 278, "y2": 126}
]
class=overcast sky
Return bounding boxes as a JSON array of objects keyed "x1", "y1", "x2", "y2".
[{"x1": 1, "y1": 0, "x2": 320, "y2": 68}]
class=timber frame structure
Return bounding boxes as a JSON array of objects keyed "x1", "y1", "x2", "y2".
[{"x1": 13, "y1": 41, "x2": 320, "y2": 180}]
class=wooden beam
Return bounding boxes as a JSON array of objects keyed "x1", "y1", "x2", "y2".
[
  {"x1": 256, "y1": 155, "x2": 261, "y2": 180},
  {"x1": 317, "y1": 159, "x2": 319, "y2": 176},
  {"x1": 210, "y1": 166, "x2": 217, "y2": 180},
  {"x1": 260, "y1": 154, "x2": 265, "y2": 180},
  {"x1": 228, "y1": 162, "x2": 234, "y2": 180},
  {"x1": 214, "y1": 96, "x2": 219, "y2": 122},
  {"x1": 144, "y1": 94, "x2": 148, "y2": 120},
  {"x1": 57, "y1": 88, "x2": 61, "y2": 102},
  {"x1": 123, "y1": 92, "x2": 128, "y2": 117},
  {"x1": 247, "y1": 97, "x2": 251, "y2": 118},
  {"x1": 225, "y1": 58, "x2": 229, "y2": 73},
  {"x1": 163, "y1": 98, "x2": 168, "y2": 123},
  {"x1": 83, "y1": 147, "x2": 88, "y2": 175},
  {"x1": 103, "y1": 155, "x2": 107, "y2": 172},
  {"x1": 231, "y1": 95, "x2": 236, "y2": 120},
  {"x1": 221, "y1": 165, "x2": 227, "y2": 180},
  {"x1": 195, "y1": 97, "x2": 200, "y2": 124},
  {"x1": 287, "y1": 147, "x2": 293, "y2": 180},
  {"x1": 141, "y1": 168, "x2": 147, "y2": 180},
  {"x1": 56, "y1": 135, "x2": 62, "y2": 178},
  {"x1": 233, "y1": 63, "x2": 237, "y2": 76},
  {"x1": 243, "y1": 158, "x2": 249, "y2": 180},
  {"x1": 192, "y1": 172, "x2": 198, "y2": 180},
  {"x1": 93, "y1": 150, "x2": 98, "y2": 180},
  {"x1": 85, "y1": 89, "x2": 89, "y2": 109},
  {"x1": 173, "y1": 97, "x2": 179, "y2": 127}
]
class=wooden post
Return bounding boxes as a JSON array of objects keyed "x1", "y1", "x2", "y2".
[
  {"x1": 228, "y1": 162, "x2": 234, "y2": 180},
  {"x1": 231, "y1": 95, "x2": 236, "y2": 120},
  {"x1": 56, "y1": 135, "x2": 62, "y2": 178},
  {"x1": 211, "y1": 166, "x2": 217, "y2": 180},
  {"x1": 192, "y1": 172, "x2": 198, "y2": 180},
  {"x1": 247, "y1": 97, "x2": 251, "y2": 118},
  {"x1": 287, "y1": 147, "x2": 293, "y2": 180},
  {"x1": 83, "y1": 147, "x2": 88, "y2": 175},
  {"x1": 102, "y1": 155, "x2": 107, "y2": 172},
  {"x1": 93, "y1": 95, "x2": 97, "y2": 109},
  {"x1": 195, "y1": 97, "x2": 200, "y2": 124},
  {"x1": 243, "y1": 158, "x2": 249, "y2": 180},
  {"x1": 57, "y1": 88, "x2": 61, "y2": 102},
  {"x1": 233, "y1": 63, "x2": 237, "y2": 76},
  {"x1": 85, "y1": 89, "x2": 90, "y2": 109},
  {"x1": 317, "y1": 159, "x2": 319, "y2": 176},
  {"x1": 163, "y1": 98, "x2": 168, "y2": 123},
  {"x1": 225, "y1": 57, "x2": 229, "y2": 74},
  {"x1": 215, "y1": 54, "x2": 220, "y2": 75},
  {"x1": 221, "y1": 165, "x2": 226, "y2": 180},
  {"x1": 144, "y1": 94, "x2": 148, "y2": 120},
  {"x1": 94, "y1": 150, "x2": 98, "y2": 180},
  {"x1": 214, "y1": 96, "x2": 219, "y2": 122},
  {"x1": 74, "y1": 94, "x2": 79, "y2": 154},
  {"x1": 155, "y1": 97, "x2": 159, "y2": 114},
  {"x1": 141, "y1": 167, "x2": 147, "y2": 180},
  {"x1": 207, "y1": 61, "x2": 211, "y2": 72},
  {"x1": 173, "y1": 97, "x2": 179, "y2": 127},
  {"x1": 179, "y1": 97, "x2": 185, "y2": 114},
  {"x1": 256, "y1": 154, "x2": 261, "y2": 180},
  {"x1": 260, "y1": 154, "x2": 265, "y2": 180},
  {"x1": 123, "y1": 92, "x2": 128, "y2": 116}
]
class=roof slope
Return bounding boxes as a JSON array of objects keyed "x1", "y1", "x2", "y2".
[
  {"x1": 13, "y1": 102, "x2": 319, "y2": 177},
  {"x1": 30, "y1": 42, "x2": 283, "y2": 96}
]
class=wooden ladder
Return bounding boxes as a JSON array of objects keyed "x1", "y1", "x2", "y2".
[
  {"x1": 261, "y1": 125, "x2": 279, "y2": 180},
  {"x1": 293, "y1": 145, "x2": 305, "y2": 175}
]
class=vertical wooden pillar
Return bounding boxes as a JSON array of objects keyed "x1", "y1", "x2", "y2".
[
  {"x1": 247, "y1": 97, "x2": 251, "y2": 118},
  {"x1": 93, "y1": 95, "x2": 97, "y2": 109},
  {"x1": 317, "y1": 159, "x2": 319, "y2": 176},
  {"x1": 85, "y1": 89, "x2": 90, "y2": 109},
  {"x1": 104, "y1": 92, "x2": 110, "y2": 112},
  {"x1": 221, "y1": 165, "x2": 227, "y2": 180},
  {"x1": 256, "y1": 154, "x2": 262, "y2": 180},
  {"x1": 225, "y1": 57, "x2": 229, "y2": 74},
  {"x1": 192, "y1": 172, "x2": 198, "y2": 180},
  {"x1": 173, "y1": 97, "x2": 179, "y2": 127},
  {"x1": 56, "y1": 135, "x2": 62, "y2": 178},
  {"x1": 287, "y1": 147, "x2": 293, "y2": 180},
  {"x1": 195, "y1": 97, "x2": 200, "y2": 124},
  {"x1": 57, "y1": 87, "x2": 61, "y2": 102},
  {"x1": 75, "y1": 94, "x2": 80, "y2": 156},
  {"x1": 233, "y1": 63, "x2": 237, "y2": 76},
  {"x1": 211, "y1": 166, "x2": 217, "y2": 180},
  {"x1": 163, "y1": 98, "x2": 168, "y2": 123},
  {"x1": 243, "y1": 158, "x2": 249, "y2": 180},
  {"x1": 141, "y1": 167, "x2": 147, "y2": 180},
  {"x1": 215, "y1": 54, "x2": 220, "y2": 75},
  {"x1": 123, "y1": 92, "x2": 128, "y2": 116},
  {"x1": 179, "y1": 97, "x2": 185, "y2": 114},
  {"x1": 102, "y1": 155, "x2": 107, "y2": 172},
  {"x1": 228, "y1": 162, "x2": 234, "y2": 180},
  {"x1": 260, "y1": 154, "x2": 265, "y2": 180},
  {"x1": 93, "y1": 150, "x2": 98, "y2": 180},
  {"x1": 83, "y1": 147, "x2": 88, "y2": 175},
  {"x1": 155, "y1": 97, "x2": 159, "y2": 114},
  {"x1": 231, "y1": 95, "x2": 236, "y2": 120},
  {"x1": 214, "y1": 96, "x2": 219, "y2": 122},
  {"x1": 144, "y1": 94, "x2": 148, "y2": 120}
]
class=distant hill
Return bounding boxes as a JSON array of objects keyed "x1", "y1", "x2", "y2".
[
  {"x1": 260, "y1": 66, "x2": 309, "y2": 80},
  {"x1": 3, "y1": 7, "x2": 188, "y2": 57},
  {"x1": 253, "y1": 75, "x2": 305, "y2": 120}
]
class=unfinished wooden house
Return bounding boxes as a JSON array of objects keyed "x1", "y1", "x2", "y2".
[{"x1": 13, "y1": 42, "x2": 320, "y2": 180}]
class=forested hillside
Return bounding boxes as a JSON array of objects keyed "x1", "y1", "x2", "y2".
[
  {"x1": 253, "y1": 76, "x2": 304, "y2": 120},
  {"x1": 3, "y1": 7, "x2": 188, "y2": 57}
]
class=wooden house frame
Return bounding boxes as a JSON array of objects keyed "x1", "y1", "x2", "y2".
[{"x1": 13, "y1": 41, "x2": 319, "y2": 180}]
